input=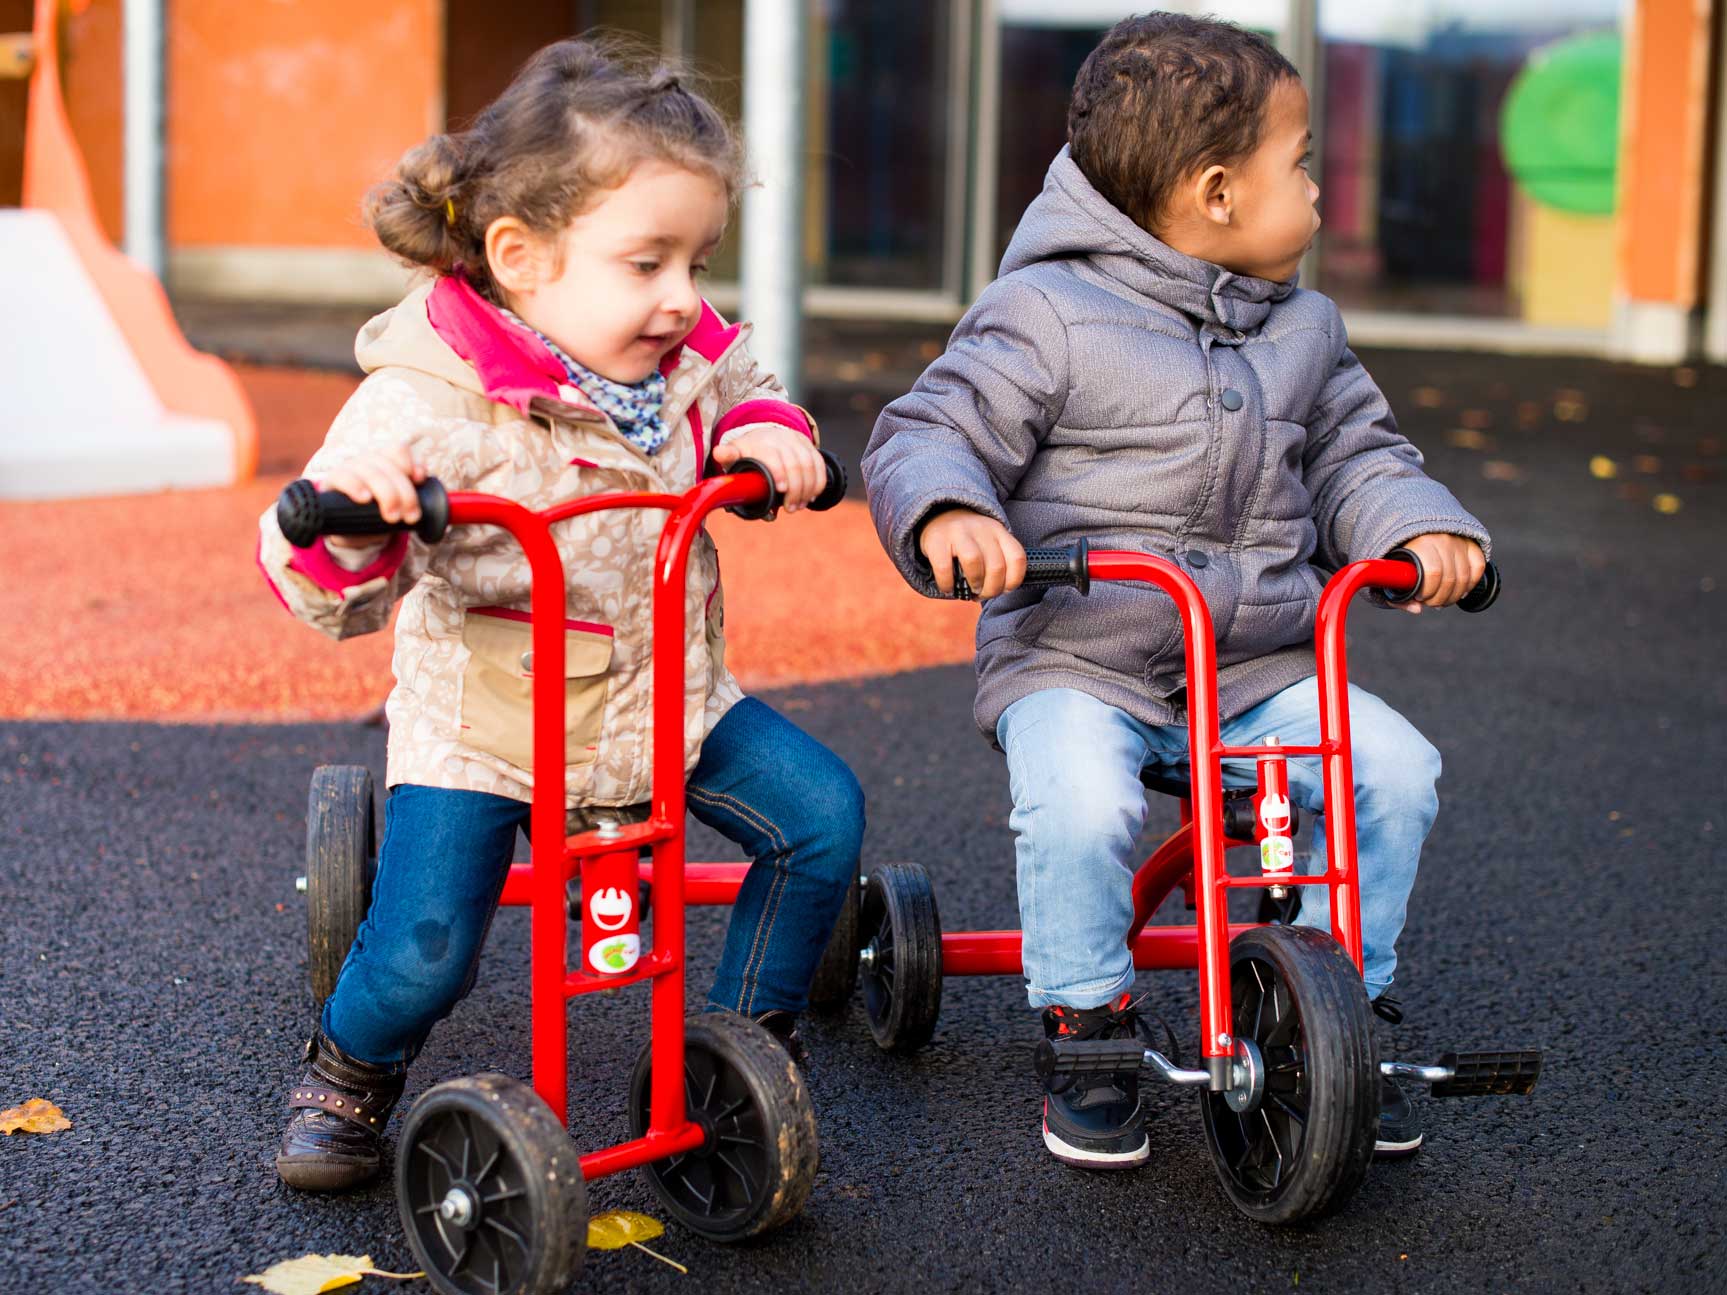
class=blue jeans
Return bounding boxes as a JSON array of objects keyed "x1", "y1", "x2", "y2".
[
  {"x1": 322, "y1": 697, "x2": 864, "y2": 1065},
  {"x1": 996, "y1": 679, "x2": 1440, "y2": 1010}
]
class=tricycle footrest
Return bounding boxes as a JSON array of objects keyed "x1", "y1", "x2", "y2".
[{"x1": 1432, "y1": 1049, "x2": 1542, "y2": 1097}]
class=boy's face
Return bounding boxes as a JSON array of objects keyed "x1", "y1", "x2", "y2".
[{"x1": 1171, "y1": 77, "x2": 1320, "y2": 284}]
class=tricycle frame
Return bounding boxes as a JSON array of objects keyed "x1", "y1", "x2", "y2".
[{"x1": 448, "y1": 472, "x2": 778, "y2": 1180}]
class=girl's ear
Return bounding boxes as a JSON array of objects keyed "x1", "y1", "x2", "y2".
[
  {"x1": 1196, "y1": 164, "x2": 1232, "y2": 227},
  {"x1": 485, "y1": 217, "x2": 545, "y2": 299}
]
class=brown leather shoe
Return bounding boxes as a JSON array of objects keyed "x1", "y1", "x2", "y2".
[{"x1": 275, "y1": 1030, "x2": 406, "y2": 1191}]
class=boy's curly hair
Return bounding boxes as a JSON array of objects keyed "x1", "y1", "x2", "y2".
[
  {"x1": 366, "y1": 36, "x2": 746, "y2": 303},
  {"x1": 1068, "y1": 14, "x2": 1298, "y2": 234}
]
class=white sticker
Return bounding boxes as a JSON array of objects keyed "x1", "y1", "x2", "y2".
[
  {"x1": 588, "y1": 885, "x2": 634, "y2": 932},
  {"x1": 588, "y1": 933, "x2": 640, "y2": 974}
]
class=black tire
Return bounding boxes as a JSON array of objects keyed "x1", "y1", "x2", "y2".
[
  {"x1": 396, "y1": 1074, "x2": 586, "y2": 1295},
  {"x1": 858, "y1": 863, "x2": 943, "y2": 1054},
  {"x1": 806, "y1": 876, "x2": 861, "y2": 1014},
  {"x1": 628, "y1": 1012, "x2": 819, "y2": 1242},
  {"x1": 1199, "y1": 925, "x2": 1378, "y2": 1225},
  {"x1": 306, "y1": 765, "x2": 375, "y2": 1008}
]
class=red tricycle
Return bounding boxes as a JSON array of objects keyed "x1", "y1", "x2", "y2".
[
  {"x1": 280, "y1": 454, "x2": 861, "y2": 1295},
  {"x1": 814, "y1": 540, "x2": 1541, "y2": 1225}
]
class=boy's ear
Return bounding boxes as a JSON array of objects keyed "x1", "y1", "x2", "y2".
[
  {"x1": 1196, "y1": 164, "x2": 1232, "y2": 227},
  {"x1": 485, "y1": 217, "x2": 548, "y2": 298}
]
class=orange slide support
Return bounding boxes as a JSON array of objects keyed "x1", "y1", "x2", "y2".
[{"x1": 17, "y1": 0, "x2": 256, "y2": 481}]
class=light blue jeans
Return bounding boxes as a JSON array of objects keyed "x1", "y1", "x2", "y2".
[{"x1": 996, "y1": 678, "x2": 1440, "y2": 1009}]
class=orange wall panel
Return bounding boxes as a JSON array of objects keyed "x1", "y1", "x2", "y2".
[
  {"x1": 167, "y1": 0, "x2": 440, "y2": 248},
  {"x1": 1616, "y1": 0, "x2": 1715, "y2": 306},
  {"x1": 59, "y1": 0, "x2": 123, "y2": 242}
]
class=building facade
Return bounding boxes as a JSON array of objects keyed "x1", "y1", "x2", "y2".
[{"x1": 11, "y1": 0, "x2": 1725, "y2": 360}]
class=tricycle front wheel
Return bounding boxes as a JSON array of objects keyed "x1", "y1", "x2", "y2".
[
  {"x1": 396, "y1": 1073, "x2": 587, "y2": 1295},
  {"x1": 628, "y1": 1012, "x2": 819, "y2": 1242},
  {"x1": 1199, "y1": 925, "x2": 1377, "y2": 1225}
]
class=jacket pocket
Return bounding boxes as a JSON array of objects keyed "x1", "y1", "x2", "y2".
[{"x1": 459, "y1": 608, "x2": 614, "y2": 769}]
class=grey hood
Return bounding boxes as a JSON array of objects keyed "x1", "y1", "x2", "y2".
[{"x1": 998, "y1": 146, "x2": 1295, "y2": 334}]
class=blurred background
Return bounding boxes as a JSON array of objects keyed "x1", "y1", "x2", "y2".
[{"x1": 3, "y1": 0, "x2": 1722, "y2": 366}]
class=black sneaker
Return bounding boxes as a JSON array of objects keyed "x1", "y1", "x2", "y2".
[
  {"x1": 1039, "y1": 992, "x2": 1149, "y2": 1169},
  {"x1": 1371, "y1": 995, "x2": 1423, "y2": 1157},
  {"x1": 1376, "y1": 1075, "x2": 1424, "y2": 1157}
]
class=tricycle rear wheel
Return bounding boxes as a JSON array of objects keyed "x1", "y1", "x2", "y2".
[
  {"x1": 1199, "y1": 925, "x2": 1377, "y2": 1225},
  {"x1": 305, "y1": 764, "x2": 375, "y2": 1008},
  {"x1": 859, "y1": 864, "x2": 943, "y2": 1053}
]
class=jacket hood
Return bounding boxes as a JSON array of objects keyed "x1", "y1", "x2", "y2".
[{"x1": 998, "y1": 146, "x2": 1295, "y2": 333}]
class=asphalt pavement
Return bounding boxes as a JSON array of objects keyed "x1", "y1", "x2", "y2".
[{"x1": 3, "y1": 347, "x2": 1724, "y2": 1293}]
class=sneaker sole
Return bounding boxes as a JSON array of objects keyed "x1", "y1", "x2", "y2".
[
  {"x1": 1374, "y1": 1133, "x2": 1424, "y2": 1158},
  {"x1": 1043, "y1": 1120, "x2": 1149, "y2": 1169}
]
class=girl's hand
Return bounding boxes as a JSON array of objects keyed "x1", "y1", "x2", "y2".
[
  {"x1": 1396, "y1": 533, "x2": 1486, "y2": 614},
  {"x1": 318, "y1": 445, "x2": 425, "y2": 549},
  {"x1": 712, "y1": 425, "x2": 825, "y2": 512},
  {"x1": 918, "y1": 507, "x2": 1026, "y2": 599}
]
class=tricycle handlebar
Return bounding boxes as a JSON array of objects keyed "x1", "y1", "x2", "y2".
[
  {"x1": 274, "y1": 450, "x2": 847, "y2": 548},
  {"x1": 955, "y1": 541, "x2": 1499, "y2": 612}
]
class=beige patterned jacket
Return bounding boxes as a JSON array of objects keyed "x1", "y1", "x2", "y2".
[{"x1": 257, "y1": 277, "x2": 816, "y2": 815}]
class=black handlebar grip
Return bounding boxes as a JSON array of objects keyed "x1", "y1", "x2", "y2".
[
  {"x1": 1033, "y1": 1037, "x2": 1146, "y2": 1081},
  {"x1": 953, "y1": 538, "x2": 1090, "y2": 601},
  {"x1": 276, "y1": 477, "x2": 450, "y2": 549},
  {"x1": 1384, "y1": 546, "x2": 1500, "y2": 614},
  {"x1": 723, "y1": 449, "x2": 848, "y2": 521}
]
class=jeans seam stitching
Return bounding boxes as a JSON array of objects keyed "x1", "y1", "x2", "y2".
[{"x1": 686, "y1": 784, "x2": 793, "y2": 1013}]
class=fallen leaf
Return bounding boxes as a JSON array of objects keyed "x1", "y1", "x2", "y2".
[
  {"x1": 1445, "y1": 429, "x2": 1493, "y2": 450},
  {"x1": 1458, "y1": 408, "x2": 1492, "y2": 429},
  {"x1": 1554, "y1": 398, "x2": 1588, "y2": 422},
  {"x1": 1589, "y1": 455, "x2": 1618, "y2": 479},
  {"x1": 1633, "y1": 455, "x2": 1662, "y2": 474},
  {"x1": 0, "y1": 1098, "x2": 70, "y2": 1135},
  {"x1": 240, "y1": 1255, "x2": 424, "y2": 1295},
  {"x1": 1481, "y1": 460, "x2": 1524, "y2": 481},
  {"x1": 1674, "y1": 367, "x2": 1698, "y2": 388},
  {"x1": 588, "y1": 1210, "x2": 687, "y2": 1273},
  {"x1": 1411, "y1": 386, "x2": 1444, "y2": 408},
  {"x1": 1653, "y1": 493, "x2": 1682, "y2": 514}
]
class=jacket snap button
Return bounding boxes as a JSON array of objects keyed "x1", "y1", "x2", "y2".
[
  {"x1": 1188, "y1": 550, "x2": 1210, "y2": 569},
  {"x1": 520, "y1": 651, "x2": 534, "y2": 672},
  {"x1": 1220, "y1": 388, "x2": 1244, "y2": 411}
]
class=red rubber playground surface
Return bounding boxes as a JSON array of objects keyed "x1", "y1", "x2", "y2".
[{"x1": 1, "y1": 366, "x2": 976, "y2": 721}]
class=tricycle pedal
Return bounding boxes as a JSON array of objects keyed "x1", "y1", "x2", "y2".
[
  {"x1": 1432, "y1": 1050, "x2": 1542, "y2": 1097},
  {"x1": 1381, "y1": 1049, "x2": 1542, "y2": 1097},
  {"x1": 1033, "y1": 1038, "x2": 1144, "y2": 1080}
]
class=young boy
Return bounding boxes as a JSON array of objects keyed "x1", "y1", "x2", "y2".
[{"x1": 862, "y1": 14, "x2": 1488, "y2": 1168}]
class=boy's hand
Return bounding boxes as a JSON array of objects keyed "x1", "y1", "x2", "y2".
[
  {"x1": 919, "y1": 507, "x2": 1026, "y2": 598},
  {"x1": 317, "y1": 445, "x2": 425, "y2": 549},
  {"x1": 712, "y1": 424, "x2": 825, "y2": 512},
  {"x1": 1396, "y1": 533, "x2": 1486, "y2": 614}
]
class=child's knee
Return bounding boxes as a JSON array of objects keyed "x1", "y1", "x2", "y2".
[
  {"x1": 808, "y1": 759, "x2": 866, "y2": 872},
  {"x1": 1358, "y1": 728, "x2": 1441, "y2": 821}
]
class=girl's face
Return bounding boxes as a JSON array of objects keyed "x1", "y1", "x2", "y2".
[{"x1": 500, "y1": 161, "x2": 729, "y2": 384}]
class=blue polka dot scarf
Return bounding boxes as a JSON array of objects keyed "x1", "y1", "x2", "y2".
[{"x1": 503, "y1": 309, "x2": 671, "y2": 455}]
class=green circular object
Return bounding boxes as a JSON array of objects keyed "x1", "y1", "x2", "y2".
[{"x1": 1499, "y1": 31, "x2": 1621, "y2": 215}]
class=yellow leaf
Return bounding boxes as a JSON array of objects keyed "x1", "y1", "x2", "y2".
[
  {"x1": 587, "y1": 1210, "x2": 666, "y2": 1250},
  {"x1": 241, "y1": 1255, "x2": 372, "y2": 1295},
  {"x1": 1653, "y1": 493, "x2": 1683, "y2": 515},
  {"x1": 587, "y1": 1211, "x2": 686, "y2": 1274},
  {"x1": 1589, "y1": 456, "x2": 1618, "y2": 480},
  {"x1": 0, "y1": 1098, "x2": 70, "y2": 1135}
]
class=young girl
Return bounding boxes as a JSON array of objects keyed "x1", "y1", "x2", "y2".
[{"x1": 258, "y1": 39, "x2": 864, "y2": 1191}]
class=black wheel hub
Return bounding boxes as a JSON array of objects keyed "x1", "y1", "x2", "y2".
[{"x1": 403, "y1": 1109, "x2": 534, "y2": 1294}]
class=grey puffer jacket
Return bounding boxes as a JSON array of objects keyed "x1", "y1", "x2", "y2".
[{"x1": 862, "y1": 147, "x2": 1489, "y2": 743}]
